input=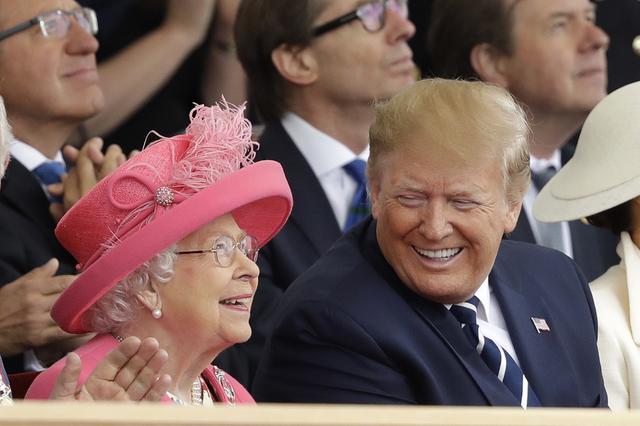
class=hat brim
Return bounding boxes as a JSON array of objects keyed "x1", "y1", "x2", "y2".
[
  {"x1": 52, "y1": 160, "x2": 292, "y2": 333},
  {"x1": 533, "y1": 162, "x2": 640, "y2": 223}
]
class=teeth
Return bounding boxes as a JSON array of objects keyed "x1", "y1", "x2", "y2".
[
  {"x1": 220, "y1": 298, "x2": 249, "y2": 306},
  {"x1": 415, "y1": 247, "x2": 461, "y2": 260}
]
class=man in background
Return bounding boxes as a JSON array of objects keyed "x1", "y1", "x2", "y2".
[
  {"x1": 217, "y1": 0, "x2": 416, "y2": 386},
  {"x1": 0, "y1": 0, "x2": 124, "y2": 373},
  {"x1": 427, "y1": 0, "x2": 619, "y2": 281}
]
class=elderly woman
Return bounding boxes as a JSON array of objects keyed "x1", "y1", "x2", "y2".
[
  {"x1": 534, "y1": 81, "x2": 640, "y2": 410},
  {"x1": 25, "y1": 102, "x2": 292, "y2": 404}
]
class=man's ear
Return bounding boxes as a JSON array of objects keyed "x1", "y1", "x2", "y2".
[
  {"x1": 135, "y1": 280, "x2": 162, "y2": 313},
  {"x1": 504, "y1": 200, "x2": 523, "y2": 234},
  {"x1": 271, "y1": 43, "x2": 318, "y2": 86},
  {"x1": 469, "y1": 43, "x2": 510, "y2": 87}
]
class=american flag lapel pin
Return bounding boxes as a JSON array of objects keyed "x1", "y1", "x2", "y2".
[{"x1": 531, "y1": 317, "x2": 551, "y2": 334}]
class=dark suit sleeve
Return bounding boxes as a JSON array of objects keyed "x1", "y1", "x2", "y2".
[
  {"x1": 252, "y1": 300, "x2": 417, "y2": 404},
  {"x1": 0, "y1": 210, "x2": 31, "y2": 285}
]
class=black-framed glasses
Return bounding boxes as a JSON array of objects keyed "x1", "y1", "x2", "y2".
[
  {"x1": 175, "y1": 234, "x2": 260, "y2": 268},
  {"x1": 312, "y1": 0, "x2": 408, "y2": 38},
  {"x1": 0, "y1": 7, "x2": 98, "y2": 43}
]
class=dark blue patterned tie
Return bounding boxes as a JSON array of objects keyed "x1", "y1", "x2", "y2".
[
  {"x1": 343, "y1": 159, "x2": 370, "y2": 232},
  {"x1": 32, "y1": 161, "x2": 65, "y2": 203},
  {"x1": 450, "y1": 296, "x2": 541, "y2": 408}
]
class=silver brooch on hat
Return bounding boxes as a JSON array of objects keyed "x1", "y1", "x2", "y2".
[{"x1": 155, "y1": 186, "x2": 174, "y2": 207}]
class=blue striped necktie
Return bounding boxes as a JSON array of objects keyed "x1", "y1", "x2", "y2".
[
  {"x1": 343, "y1": 159, "x2": 370, "y2": 232},
  {"x1": 450, "y1": 296, "x2": 541, "y2": 408},
  {"x1": 32, "y1": 161, "x2": 65, "y2": 203}
]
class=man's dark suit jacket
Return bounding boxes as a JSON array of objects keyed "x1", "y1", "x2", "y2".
[
  {"x1": 0, "y1": 160, "x2": 76, "y2": 373},
  {"x1": 252, "y1": 218, "x2": 608, "y2": 407},
  {"x1": 216, "y1": 121, "x2": 343, "y2": 386},
  {"x1": 508, "y1": 146, "x2": 619, "y2": 282}
]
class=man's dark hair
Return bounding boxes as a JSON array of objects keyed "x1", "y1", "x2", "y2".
[
  {"x1": 235, "y1": 0, "x2": 326, "y2": 122},
  {"x1": 587, "y1": 201, "x2": 633, "y2": 235},
  {"x1": 427, "y1": 0, "x2": 517, "y2": 80}
]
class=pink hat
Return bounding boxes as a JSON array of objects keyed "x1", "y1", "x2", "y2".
[{"x1": 52, "y1": 103, "x2": 293, "y2": 333}]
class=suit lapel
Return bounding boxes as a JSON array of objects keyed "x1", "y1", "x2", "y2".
[
  {"x1": 408, "y1": 295, "x2": 521, "y2": 406},
  {"x1": 1, "y1": 160, "x2": 56, "y2": 234},
  {"x1": 258, "y1": 122, "x2": 342, "y2": 254},
  {"x1": 490, "y1": 248, "x2": 579, "y2": 406}
]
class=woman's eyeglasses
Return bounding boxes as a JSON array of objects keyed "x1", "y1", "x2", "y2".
[
  {"x1": 312, "y1": 0, "x2": 408, "y2": 38},
  {"x1": 0, "y1": 7, "x2": 98, "y2": 43},
  {"x1": 175, "y1": 235, "x2": 260, "y2": 268}
]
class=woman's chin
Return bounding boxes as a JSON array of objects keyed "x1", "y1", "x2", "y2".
[{"x1": 215, "y1": 327, "x2": 252, "y2": 349}]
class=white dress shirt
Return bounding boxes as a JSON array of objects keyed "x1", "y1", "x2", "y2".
[
  {"x1": 281, "y1": 112, "x2": 369, "y2": 230},
  {"x1": 447, "y1": 278, "x2": 520, "y2": 365},
  {"x1": 10, "y1": 140, "x2": 64, "y2": 173},
  {"x1": 523, "y1": 150, "x2": 573, "y2": 258}
]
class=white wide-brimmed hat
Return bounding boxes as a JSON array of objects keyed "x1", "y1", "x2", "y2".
[{"x1": 534, "y1": 81, "x2": 640, "y2": 223}]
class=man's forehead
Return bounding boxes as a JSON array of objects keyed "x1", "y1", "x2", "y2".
[
  {"x1": 0, "y1": 0, "x2": 79, "y2": 29},
  {"x1": 314, "y1": 0, "x2": 366, "y2": 22},
  {"x1": 508, "y1": 0, "x2": 596, "y2": 21}
]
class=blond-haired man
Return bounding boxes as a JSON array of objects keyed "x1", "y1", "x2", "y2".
[{"x1": 253, "y1": 79, "x2": 606, "y2": 407}]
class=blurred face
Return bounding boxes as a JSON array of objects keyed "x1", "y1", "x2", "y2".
[
  {"x1": 0, "y1": 0, "x2": 103, "y2": 130},
  {"x1": 307, "y1": 0, "x2": 416, "y2": 105},
  {"x1": 160, "y1": 214, "x2": 260, "y2": 350},
  {"x1": 370, "y1": 139, "x2": 520, "y2": 304},
  {"x1": 498, "y1": 0, "x2": 608, "y2": 120}
]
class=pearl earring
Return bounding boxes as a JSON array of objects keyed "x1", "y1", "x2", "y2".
[{"x1": 152, "y1": 307, "x2": 162, "y2": 319}]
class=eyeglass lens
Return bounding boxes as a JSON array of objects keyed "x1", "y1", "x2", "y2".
[
  {"x1": 214, "y1": 235, "x2": 259, "y2": 267},
  {"x1": 40, "y1": 8, "x2": 96, "y2": 38},
  {"x1": 358, "y1": 0, "x2": 408, "y2": 32}
]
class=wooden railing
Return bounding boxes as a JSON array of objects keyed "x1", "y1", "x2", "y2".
[{"x1": 2, "y1": 403, "x2": 640, "y2": 426}]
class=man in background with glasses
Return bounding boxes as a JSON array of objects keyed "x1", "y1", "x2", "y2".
[
  {"x1": 215, "y1": 0, "x2": 416, "y2": 389},
  {"x1": 0, "y1": 1, "x2": 125, "y2": 376}
]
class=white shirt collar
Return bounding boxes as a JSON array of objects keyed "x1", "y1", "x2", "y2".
[
  {"x1": 281, "y1": 112, "x2": 369, "y2": 178},
  {"x1": 530, "y1": 149, "x2": 561, "y2": 174},
  {"x1": 9, "y1": 139, "x2": 64, "y2": 172}
]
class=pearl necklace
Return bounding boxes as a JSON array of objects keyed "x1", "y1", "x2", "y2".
[
  {"x1": 113, "y1": 335, "x2": 206, "y2": 405},
  {"x1": 166, "y1": 377, "x2": 203, "y2": 405}
]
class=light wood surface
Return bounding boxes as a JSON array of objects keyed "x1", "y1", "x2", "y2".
[{"x1": 1, "y1": 403, "x2": 639, "y2": 426}]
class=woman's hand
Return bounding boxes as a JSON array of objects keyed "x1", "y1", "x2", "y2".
[{"x1": 49, "y1": 337, "x2": 171, "y2": 402}]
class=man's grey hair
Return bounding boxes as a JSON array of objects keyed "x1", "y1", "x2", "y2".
[{"x1": 85, "y1": 245, "x2": 177, "y2": 333}]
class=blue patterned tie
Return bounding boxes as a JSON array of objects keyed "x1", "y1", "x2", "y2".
[
  {"x1": 32, "y1": 161, "x2": 65, "y2": 203},
  {"x1": 343, "y1": 159, "x2": 370, "y2": 232},
  {"x1": 450, "y1": 297, "x2": 541, "y2": 408}
]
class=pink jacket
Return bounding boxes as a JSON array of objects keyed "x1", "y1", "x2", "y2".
[{"x1": 25, "y1": 334, "x2": 254, "y2": 404}]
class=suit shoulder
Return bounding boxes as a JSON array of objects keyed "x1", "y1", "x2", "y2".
[
  {"x1": 495, "y1": 240, "x2": 587, "y2": 292},
  {"x1": 498, "y1": 239, "x2": 576, "y2": 266}
]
